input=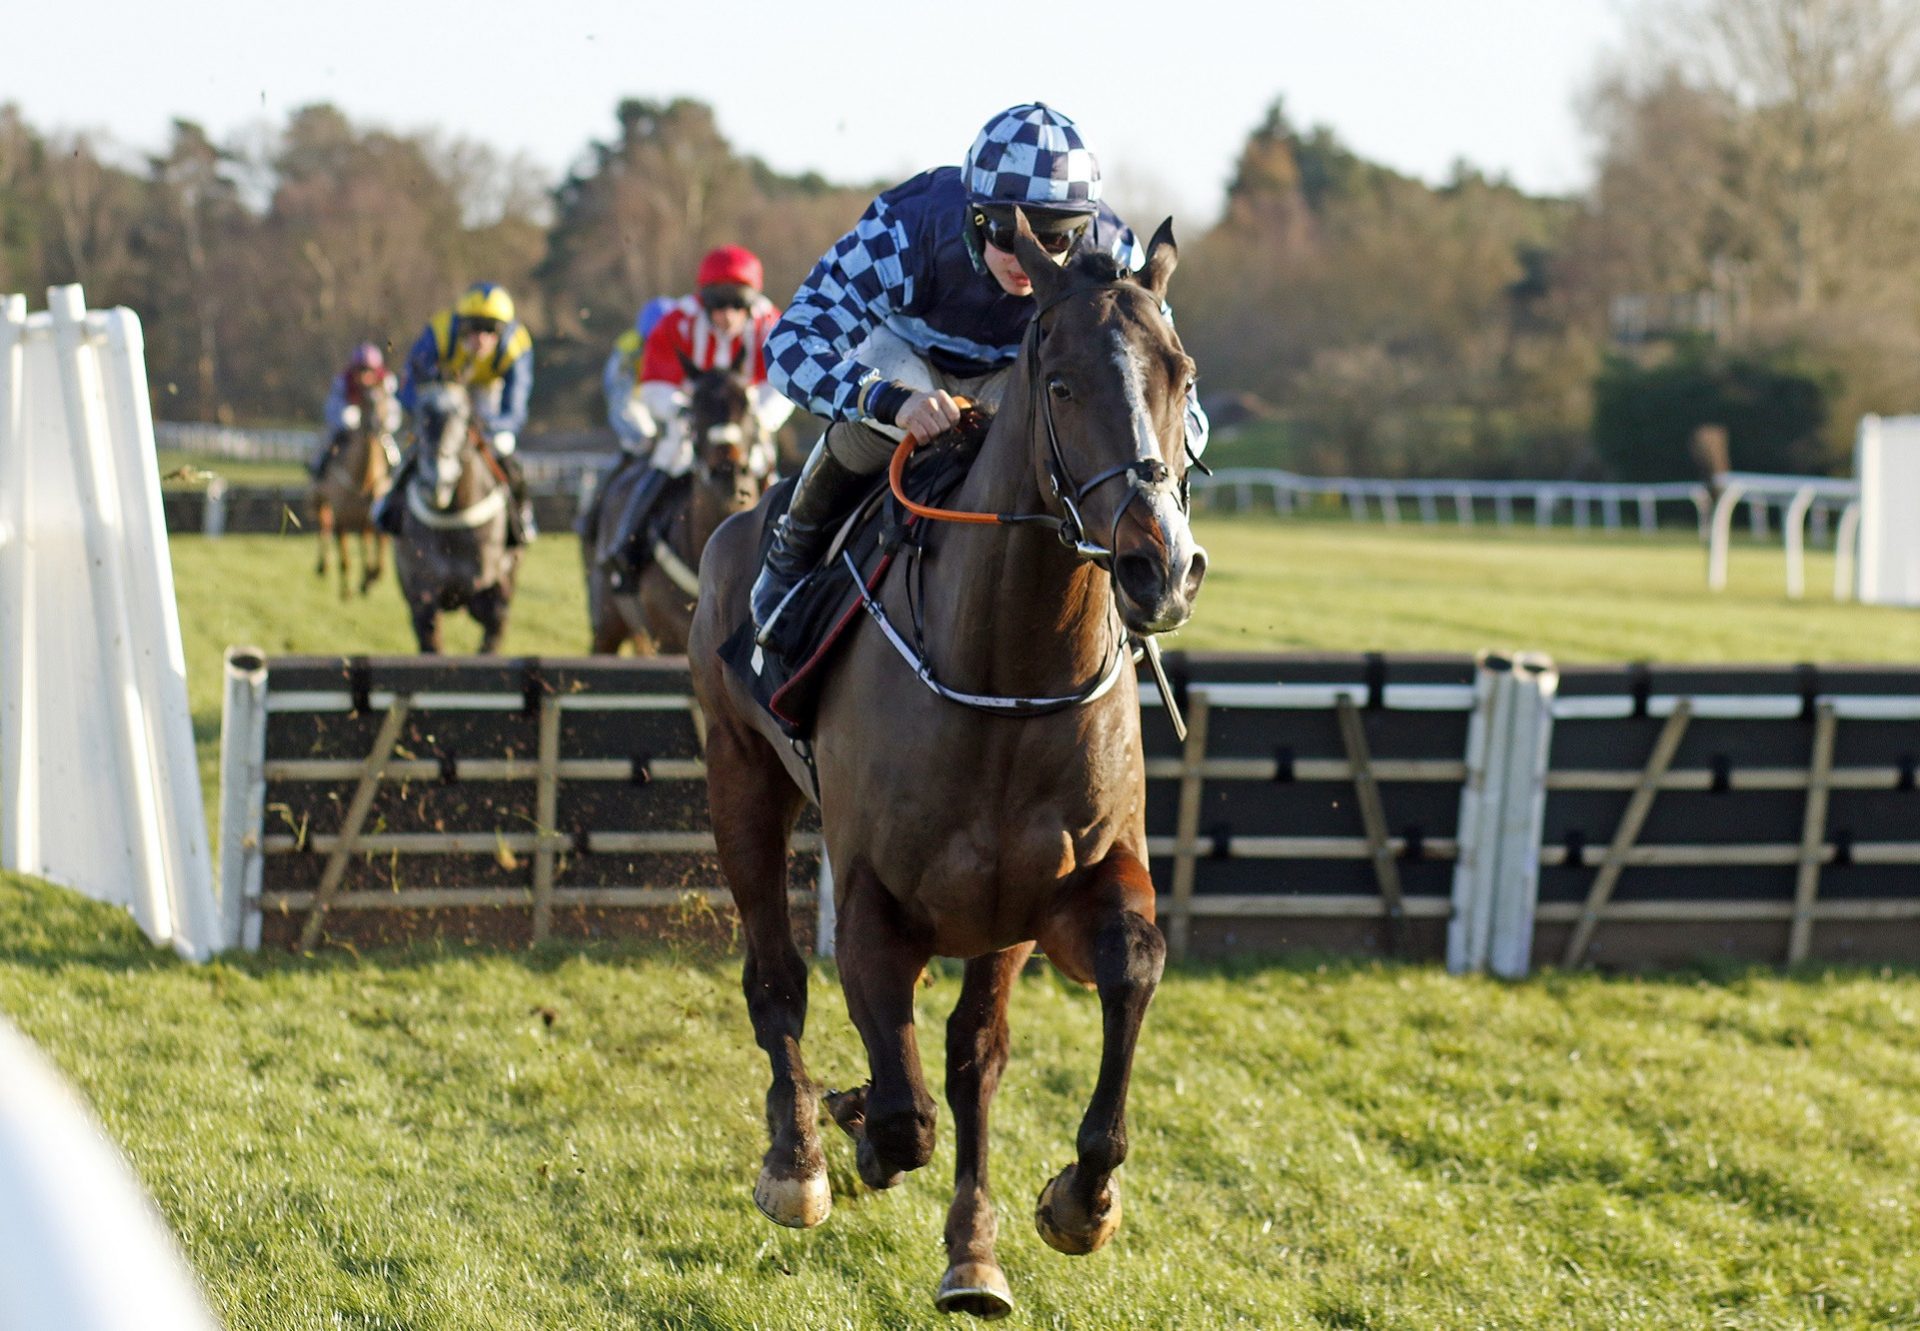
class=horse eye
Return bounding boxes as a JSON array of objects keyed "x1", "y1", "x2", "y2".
[{"x1": 1048, "y1": 377, "x2": 1072, "y2": 401}]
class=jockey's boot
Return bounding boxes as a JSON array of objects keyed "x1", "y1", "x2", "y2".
[
  {"x1": 575, "y1": 452, "x2": 641, "y2": 541},
  {"x1": 309, "y1": 431, "x2": 347, "y2": 480},
  {"x1": 751, "y1": 435, "x2": 869, "y2": 647},
  {"x1": 599, "y1": 466, "x2": 671, "y2": 589},
  {"x1": 501, "y1": 454, "x2": 535, "y2": 547},
  {"x1": 372, "y1": 450, "x2": 418, "y2": 536}
]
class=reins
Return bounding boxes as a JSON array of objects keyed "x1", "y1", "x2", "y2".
[
  {"x1": 886, "y1": 282, "x2": 1191, "y2": 570},
  {"x1": 860, "y1": 277, "x2": 1197, "y2": 735}
]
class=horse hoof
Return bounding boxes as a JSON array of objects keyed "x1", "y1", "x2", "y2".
[
  {"x1": 935, "y1": 1261, "x2": 1014, "y2": 1319},
  {"x1": 752, "y1": 1165, "x2": 831, "y2": 1229},
  {"x1": 853, "y1": 1136, "x2": 904, "y2": 1191},
  {"x1": 1035, "y1": 1168, "x2": 1120, "y2": 1256}
]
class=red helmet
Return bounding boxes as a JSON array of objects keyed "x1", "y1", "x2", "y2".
[
  {"x1": 349, "y1": 342, "x2": 385, "y2": 373},
  {"x1": 696, "y1": 245, "x2": 763, "y2": 293}
]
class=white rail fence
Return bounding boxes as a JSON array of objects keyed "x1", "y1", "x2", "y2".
[
  {"x1": 1193, "y1": 468, "x2": 1715, "y2": 534},
  {"x1": 1196, "y1": 466, "x2": 1866, "y2": 600},
  {"x1": 160, "y1": 423, "x2": 1871, "y2": 599},
  {"x1": 1704, "y1": 471, "x2": 1861, "y2": 601}
]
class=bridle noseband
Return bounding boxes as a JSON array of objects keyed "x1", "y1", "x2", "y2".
[
  {"x1": 1025, "y1": 288, "x2": 1192, "y2": 570},
  {"x1": 690, "y1": 386, "x2": 774, "y2": 489}
]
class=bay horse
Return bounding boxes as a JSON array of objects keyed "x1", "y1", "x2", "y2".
[
  {"x1": 583, "y1": 356, "x2": 773, "y2": 655},
  {"x1": 688, "y1": 216, "x2": 1206, "y2": 1317},
  {"x1": 310, "y1": 382, "x2": 396, "y2": 599},
  {"x1": 392, "y1": 383, "x2": 518, "y2": 653}
]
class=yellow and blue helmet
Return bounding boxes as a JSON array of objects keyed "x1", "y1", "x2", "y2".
[{"x1": 455, "y1": 282, "x2": 515, "y2": 325}]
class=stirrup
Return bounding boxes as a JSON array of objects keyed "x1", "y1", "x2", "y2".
[{"x1": 600, "y1": 529, "x2": 643, "y2": 588}]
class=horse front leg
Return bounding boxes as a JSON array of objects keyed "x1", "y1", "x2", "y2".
[
  {"x1": 335, "y1": 531, "x2": 351, "y2": 600},
  {"x1": 706, "y1": 715, "x2": 824, "y2": 1227},
  {"x1": 827, "y1": 860, "x2": 938, "y2": 1193},
  {"x1": 936, "y1": 942, "x2": 1033, "y2": 1318},
  {"x1": 1032, "y1": 844, "x2": 1165, "y2": 1257},
  {"x1": 470, "y1": 586, "x2": 510, "y2": 654},
  {"x1": 314, "y1": 502, "x2": 332, "y2": 578},
  {"x1": 408, "y1": 595, "x2": 441, "y2": 654}
]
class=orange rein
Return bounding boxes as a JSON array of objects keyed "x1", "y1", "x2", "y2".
[{"x1": 886, "y1": 397, "x2": 1009, "y2": 525}]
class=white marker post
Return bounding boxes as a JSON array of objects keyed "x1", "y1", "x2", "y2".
[{"x1": 0, "y1": 287, "x2": 222, "y2": 959}]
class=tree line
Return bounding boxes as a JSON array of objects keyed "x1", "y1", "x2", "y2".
[{"x1": 3, "y1": 0, "x2": 1915, "y2": 480}]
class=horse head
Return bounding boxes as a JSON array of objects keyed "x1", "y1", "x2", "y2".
[
  {"x1": 356, "y1": 381, "x2": 395, "y2": 491},
  {"x1": 414, "y1": 383, "x2": 476, "y2": 510},
  {"x1": 680, "y1": 350, "x2": 773, "y2": 513},
  {"x1": 1011, "y1": 212, "x2": 1207, "y2": 635}
]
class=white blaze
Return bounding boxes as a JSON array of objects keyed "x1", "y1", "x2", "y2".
[{"x1": 1109, "y1": 332, "x2": 1197, "y2": 574}]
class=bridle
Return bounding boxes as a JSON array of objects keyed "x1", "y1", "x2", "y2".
[
  {"x1": 690, "y1": 381, "x2": 775, "y2": 491},
  {"x1": 888, "y1": 280, "x2": 1198, "y2": 572},
  {"x1": 405, "y1": 391, "x2": 507, "y2": 528},
  {"x1": 641, "y1": 383, "x2": 772, "y2": 601},
  {"x1": 860, "y1": 276, "x2": 1200, "y2": 731}
]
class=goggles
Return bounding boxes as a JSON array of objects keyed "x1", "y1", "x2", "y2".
[
  {"x1": 462, "y1": 317, "x2": 502, "y2": 336},
  {"x1": 700, "y1": 286, "x2": 754, "y2": 313},
  {"x1": 975, "y1": 211, "x2": 1088, "y2": 256}
]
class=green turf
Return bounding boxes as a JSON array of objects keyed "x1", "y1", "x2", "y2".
[
  {"x1": 12, "y1": 520, "x2": 1920, "y2": 1328},
  {"x1": 159, "y1": 449, "x2": 310, "y2": 489},
  {"x1": 1172, "y1": 516, "x2": 1920, "y2": 664},
  {"x1": 3, "y1": 871, "x2": 1917, "y2": 1329}
]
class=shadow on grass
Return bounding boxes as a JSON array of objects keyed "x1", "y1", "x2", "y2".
[{"x1": 0, "y1": 872, "x2": 186, "y2": 972}]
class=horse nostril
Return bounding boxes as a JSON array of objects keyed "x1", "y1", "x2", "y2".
[
  {"x1": 1184, "y1": 548, "x2": 1209, "y2": 598},
  {"x1": 1115, "y1": 552, "x2": 1166, "y2": 607}
]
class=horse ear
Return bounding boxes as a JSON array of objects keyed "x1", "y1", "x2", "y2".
[
  {"x1": 677, "y1": 348, "x2": 700, "y2": 379},
  {"x1": 1138, "y1": 218, "x2": 1178, "y2": 301},
  {"x1": 1010, "y1": 207, "x2": 1069, "y2": 306}
]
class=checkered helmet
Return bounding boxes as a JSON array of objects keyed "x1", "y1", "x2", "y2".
[{"x1": 962, "y1": 103, "x2": 1101, "y2": 217}]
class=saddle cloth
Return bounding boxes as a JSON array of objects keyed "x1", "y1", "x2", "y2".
[{"x1": 719, "y1": 411, "x2": 991, "y2": 741}]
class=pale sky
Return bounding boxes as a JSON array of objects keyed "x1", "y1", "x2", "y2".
[{"x1": 5, "y1": 0, "x2": 1634, "y2": 225}]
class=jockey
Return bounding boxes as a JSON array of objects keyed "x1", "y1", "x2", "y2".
[
  {"x1": 600, "y1": 245, "x2": 794, "y2": 588},
  {"x1": 751, "y1": 102, "x2": 1210, "y2": 641},
  {"x1": 374, "y1": 281, "x2": 537, "y2": 546},
  {"x1": 577, "y1": 296, "x2": 677, "y2": 542},
  {"x1": 308, "y1": 342, "x2": 401, "y2": 479},
  {"x1": 603, "y1": 295, "x2": 679, "y2": 454}
]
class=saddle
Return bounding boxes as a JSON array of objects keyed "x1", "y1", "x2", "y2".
[{"x1": 719, "y1": 410, "x2": 992, "y2": 740}]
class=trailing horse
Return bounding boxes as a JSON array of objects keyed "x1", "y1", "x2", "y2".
[
  {"x1": 310, "y1": 382, "x2": 396, "y2": 599},
  {"x1": 392, "y1": 383, "x2": 518, "y2": 653},
  {"x1": 688, "y1": 215, "x2": 1206, "y2": 1317},
  {"x1": 582, "y1": 358, "x2": 773, "y2": 655}
]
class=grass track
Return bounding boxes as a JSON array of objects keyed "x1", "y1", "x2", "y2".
[
  {"x1": 5, "y1": 872, "x2": 1920, "y2": 1329},
  {"x1": 9, "y1": 518, "x2": 1920, "y2": 1327}
]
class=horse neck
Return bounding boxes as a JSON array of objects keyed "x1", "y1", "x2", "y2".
[
  {"x1": 455, "y1": 435, "x2": 494, "y2": 508},
  {"x1": 685, "y1": 474, "x2": 731, "y2": 558},
  {"x1": 356, "y1": 429, "x2": 386, "y2": 493},
  {"x1": 920, "y1": 366, "x2": 1116, "y2": 694}
]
